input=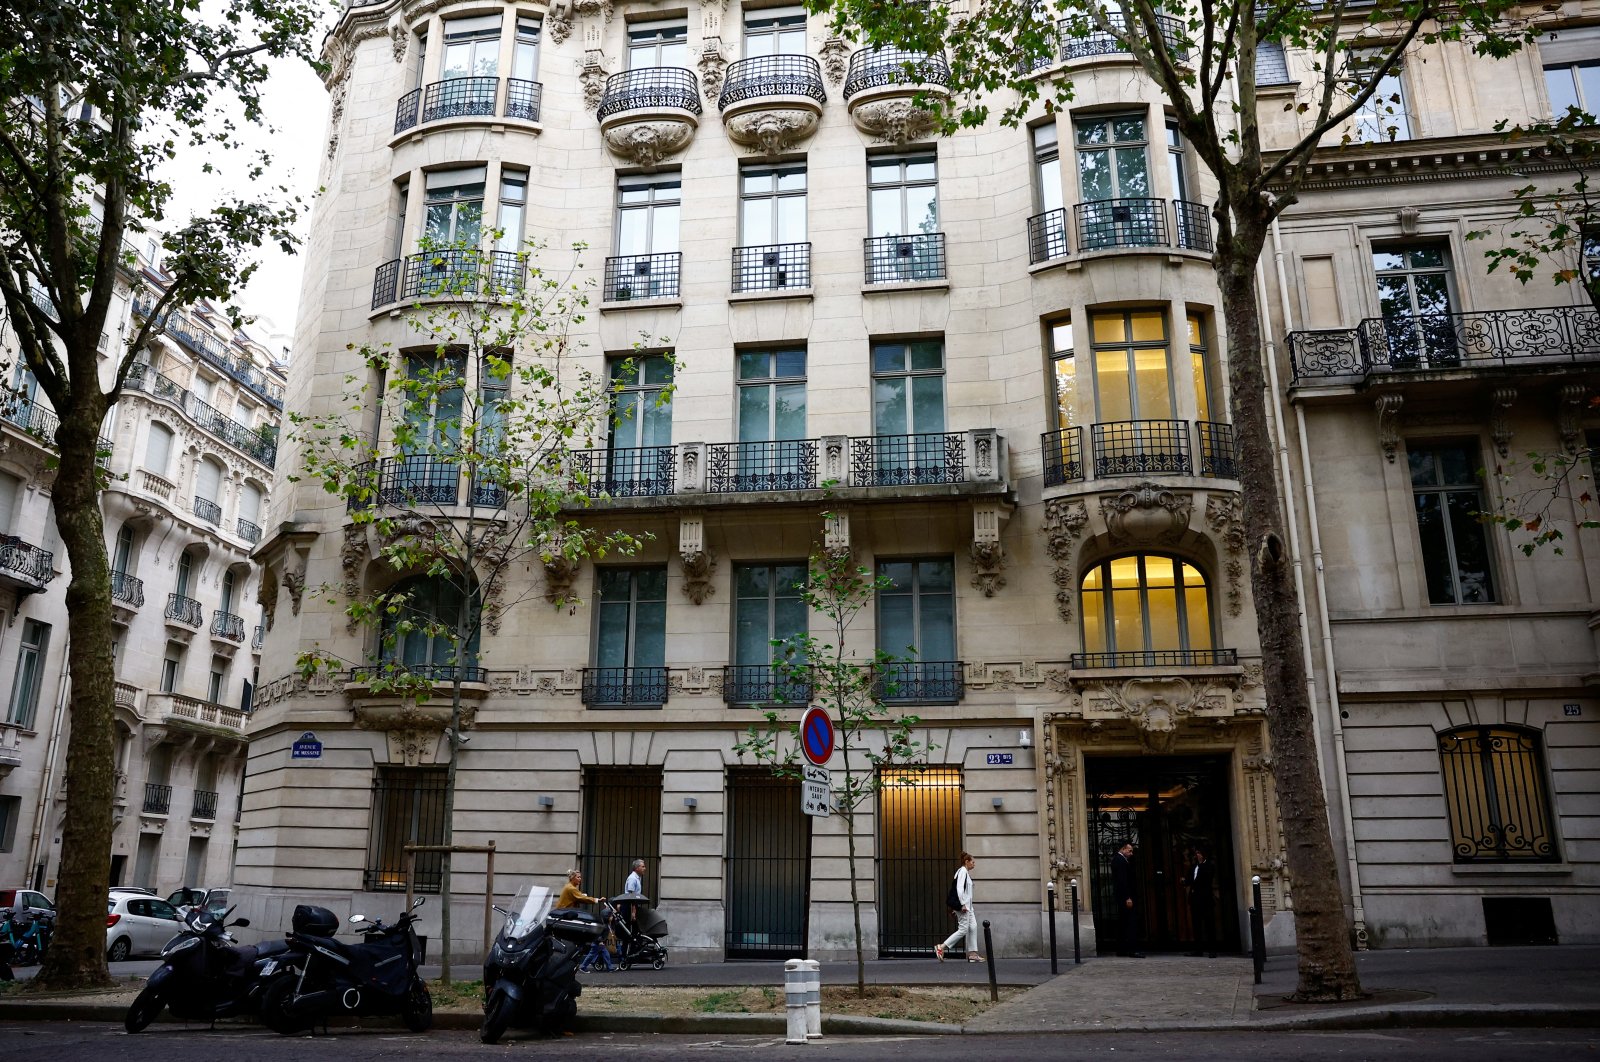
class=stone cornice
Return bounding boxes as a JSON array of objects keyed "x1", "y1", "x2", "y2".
[{"x1": 1268, "y1": 133, "x2": 1597, "y2": 192}]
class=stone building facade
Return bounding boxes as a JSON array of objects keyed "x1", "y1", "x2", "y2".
[
  {"x1": 243, "y1": 0, "x2": 1596, "y2": 960},
  {"x1": 0, "y1": 244, "x2": 285, "y2": 905}
]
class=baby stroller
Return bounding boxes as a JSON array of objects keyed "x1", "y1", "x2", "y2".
[{"x1": 604, "y1": 895, "x2": 669, "y2": 970}]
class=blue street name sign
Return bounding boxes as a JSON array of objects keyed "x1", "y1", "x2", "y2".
[{"x1": 292, "y1": 732, "x2": 323, "y2": 759}]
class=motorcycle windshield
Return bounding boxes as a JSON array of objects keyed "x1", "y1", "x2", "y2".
[{"x1": 500, "y1": 884, "x2": 553, "y2": 945}]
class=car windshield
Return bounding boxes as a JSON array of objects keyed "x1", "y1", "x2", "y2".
[{"x1": 500, "y1": 883, "x2": 552, "y2": 944}]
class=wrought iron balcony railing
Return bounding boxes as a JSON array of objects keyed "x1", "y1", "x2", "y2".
[
  {"x1": 191, "y1": 789, "x2": 219, "y2": 820},
  {"x1": 164, "y1": 593, "x2": 203, "y2": 628},
  {"x1": 1071, "y1": 648, "x2": 1238, "y2": 669},
  {"x1": 718, "y1": 54, "x2": 827, "y2": 109},
  {"x1": 371, "y1": 249, "x2": 527, "y2": 309},
  {"x1": 193, "y1": 495, "x2": 222, "y2": 526},
  {"x1": 348, "y1": 455, "x2": 462, "y2": 509},
  {"x1": 143, "y1": 782, "x2": 172, "y2": 815},
  {"x1": 0, "y1": 537, "x2": 55, "y2": 589},
  {"x1": 706, "y1": 439, "x2": 819, "y2": 492},
  {"x1": 875, "y1": 660, "x2": 964, "y2": 704},
  {"x1": 348, "y1": 662, "x2": 487, "y2": 684},
  {"x1": 1090, "y1": 419, "x2": 1193, "y2": 478},
  {"x1": 722, "y1": 665, "x2": 813, "y2": 706},
  {"x1": 864, "y1": 232, "x2": 946, "y2": 284},
  {"x1": 237, "y1": 518, "x2": 262, "y2": 544},
  {"x1": 1289, "y1": 305, "x2": 1600, "y2": 382},
  {"x1": 569, "y1": 446, "x2": 678, "y2": 498},
  {"x1": 1041, "y1": 426, "x2": 1084, "y2": 486},
  {"x1": 1027, "y1": 209, "x2": 1070, "y2": 263},
  {"x1": 843, "y1": 47, "x2": 952, "y2": 99},
  {"x1": 110, "y1": 569, "x2": 144, "y2": 608},
  {"x1": 582, "y1": 666, "x2": 670, "y2": 707},
  {"x1": 850, "y1": 431, "x2": 967, "y2": 487},
  {"x1": 211, "y1": 610, "x2": 245, "y2": 642},
  {"x1": 1173, "y1": 199, "x2": 1213, "y2": 252},
  {"x1": 1076, "y1": 198, "x2": 1168, "y2": 250},
  {"x1": 603, "y1": 252, "x2": 682, "y2": 301},
  {"x1": 732, "y1": 242, "x2": 811, "y2": 292},
  {"x1": 181, "y1": 391, "x2": 278, "y2": 466},
  {"x1": 252, "y1": 624, "x2": 265, "y2": 650},
  {"x1": 596, "y1": 67, "x2": 702, "y2": 119},
  {"x1": 130, "y1": 299, "x2": 287, "y2": 408},
  {"x1": 0, "y1": 395, "x2": 59, "y2": 444},
  {"x1": 1196, "y1": 421, "x2": 1237, "y2": 478},
  {"x1": 393, "y1": 76, "x2": 544, "y2": 134},
  {"x1": 1059, "y1": 11, "x2": 1188, "y2": 62}
]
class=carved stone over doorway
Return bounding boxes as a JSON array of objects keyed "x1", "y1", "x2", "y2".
[{"x1": 1099, "y1": 482, "x2": 1192, "y2": 545}]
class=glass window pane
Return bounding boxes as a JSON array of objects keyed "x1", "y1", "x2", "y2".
[
  {"x1": 920, "y1": 559, "x2": 954, "y2": 592},
  {"x1": 773, "y1": 381, "x2": 806, "y2": 438},
  {"x1": 773, "y1": 594, "x2": 807, "y2": 644},
  {"x1": 1094, "y1": 351, "x2": 1133, "y2": 423},
  {"x1": 1438, "y1": 446, "x2": 1474, "y2": 486},
  {"x1": 1446, "y1": 492, "x2": 1495, "y2": 603},
  {"x1": 739, "y1": 382, "x2": 771, "y2": 441},
  {"x1": 906, "y1": 185, "x2": 938, "y2": 233},
  {"x1": 1090, "y1": 312, "x2": 1125, "y2": 344},
  {"x1": 1128, "y1": 311, "x2": 1165, "y2": 342},
  {"x1": 1547, "y1": 67, "x2": 1580, "y2": 113},
  {"x1": 652, "y1": 205, "x2": 680, "y2": 252},
  {"x1": 1078, "y1": 150, "x2": 1111, "y2": 201},
  {"x1": 1412, "y1": 273, "x2": 1452, "y2": 316},
  {"x1": 1408, "y1": 246, "x2": 1446, "y2": 269},
  {"x1": 777, "y1": 168, "x2": 807, "y2": 192},
  {"x1": 775, "y1": 196, "x2": 806, "y2": 243},
  {"x1": 1081, "y1": 588, "x2": 1106, "y2": 651},
  {"x1": 738, "y1": 351, "x2": 768, "y2": 380},
  {"x1": 872, "y1": 343, "x2": 906, "y2": 374},
  {"x1": 1407, "y1": 448, "x2": 1437, "y2": 487},
  {"x1": 910, "y1": 375, "x2": 945, "y2": 433},
  {"x1": 1114, "y1": 146, "x2": 1150, "y2": 196},
  {"x1": 874, "y1": 377, "x2": 908, "y2": 434},
  {"x1": 774, "y1": 349, "x2": 806, "y2": 377},
  {"x1": 1113, "y1": 116, "x2": 1146, "y2": 142},
  {"x1": 743, "y1": 169, "x2": 775, "y2": 195},
  {"x1": 1134, "y1": 347, "x2": 1173, "y2": 418},
  {"x1": 1111, "y1": 582, "x2": 1143, "y2": 651},
  {"x1": 596, "y1": 601, "x2": 630, "y2": 666},
  {"x1": 879, "y1": 594, "x2": 915, "y2": 653},
  {"x1": 1076, "y1": 119, "x2": 1108, "y2": 145},
  {"x1": 910, "y1": 340, "x2": 943, "y2": 371},
  {"x1": 869, "y1": 187, "x2": 903, "y2": 236},
  {"x1": 1054, "y1": 353, "x2": 1076, "y2": 429},
  {"x1": 1193, "y1": 349, "x2": 1212, "y2": 422},
  {"x1": 1579, "y1": 65, "x2": 1600, "y2": 112},
  {"x1": 904, "y1": 156, "x2": 937, "y2": 182},
  {"x1": 1184, "y1": 584, "x2": 1212, "y2": 649},
  {"x1": 1146, "y1": 585, "x2": 1180, "y2": 649},
  {"x1": 736, "y1": 564, "x2": 768, "y2": 597},
  {"x1": 1413, "y1": 493, "x2": 1457, "y2": 604},
  {"x1": 868, "y1": 158, "x2": 901, "y2": 185},
  {"x1": 918, "y1": 594, "x2": 955, "y2": 659},
  {"x1": 880, "y1": 561, "x2": 914, "y2": 589},
  {"x1": 633, "y1": 600, "x2": 666, "y2": 667}
]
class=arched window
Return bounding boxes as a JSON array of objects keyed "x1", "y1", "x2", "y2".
[
  {"x1": 1438, "y1": 726, "x2": 1558, "y2": 863},
  {"x1": 1079, "y1": 554, "x2": 1214, "y2": 665},
  {"x1": 380, "y1": 575, "x2": 480, "y2": 679},
  {"x1": 145, "y1": 423, "x2": 174, "y2": 476}
]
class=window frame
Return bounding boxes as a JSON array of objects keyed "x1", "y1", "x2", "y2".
[
  {"x1": 379, "y1": 573, "x2": 482, "y2": 675},
  {"x1": 867, "y1": 153, "x2": 939, "y2": 238},
  {"x1": 732, "y1": 561, "x2": 809, "y2": 667},
  {"x1": 1437, "y1": 725, "x2": 1560, "y2": 864},
  {"x1": 739, "y1": 163, "x2": 808, "y2": 248},
  {"x1": 737, "y1": 348, "x2": 808, "y2": 445},
  {"x1": 1407, "y1": 441, "x2": 1499, "y2": 605},
  {"x1": 1351, "y1": 52, "x2": 1413, "y2": 143},
  {"x1": 870, "y1": 338, "x2": 947, "y2": 438},
  {"x1": 615, "y1": 172, "x2": 682, "y2": 258},
  {"x1": 366, "y1": 765, "x2": 449, "y2": 892},
  {"x1": 592, "y1": 566, "x2": 669, "y2": 671},
  {"x1": 628, "y1": 21, "x2": 689, "y2": 69},
  {"x1": 4, "y1": 619, "x2": 50, "y2": 729},
  {"x1": 1078, "y1": 553, "x2": 1215, "y2": 657},
  {"x1": 743, "y1": 7, "x2": 807, "y2": 56},
  {"x1": 1088, "y1": 308, "x2": 1175, "y2": 422},
  {"x1": 1074, "y1": 113, "x2": 1151, "y2": 202}
]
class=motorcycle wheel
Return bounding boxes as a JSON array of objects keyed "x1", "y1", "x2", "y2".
[
  {"x1": 124, "y1": 984, "x2": 163, "y2": 1033},
  {"x1": 403, "y1": 979, "x2": 433, "y2": 1033},
  {"x1": 260, "y1": 974, "x2": 312, "y2": 1035},
  {"x1": 479, "y1": 987, "x2": 516, "y2": 1044}
]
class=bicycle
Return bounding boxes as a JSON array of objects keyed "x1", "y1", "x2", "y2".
[{"x1": 1, "y1": 906, "x2": 54, "y2": 966}]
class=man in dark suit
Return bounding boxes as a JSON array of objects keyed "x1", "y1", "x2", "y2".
[
  {"x1": 1186, "y1": 845, "x2": 1218, "y2": 958},
  {"x1": 1110, "y1": 842, "x2": 1143, "y2": 957}
]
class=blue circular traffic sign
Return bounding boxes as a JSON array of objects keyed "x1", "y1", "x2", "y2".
[{"x1": 800, "y1": 706, "x2": 834, "y2": 766}]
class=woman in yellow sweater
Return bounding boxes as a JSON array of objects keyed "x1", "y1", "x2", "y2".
[{"x1": 556, "y1": 868, "x2": 600, "y2": 911}]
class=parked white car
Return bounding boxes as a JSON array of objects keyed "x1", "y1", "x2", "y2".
[
  {"x1": 166, "y1": 886, "x2": 231, "y2": 922},
  {"x1": 106, "y1": 893, "x2": 182, "y2": 961}
]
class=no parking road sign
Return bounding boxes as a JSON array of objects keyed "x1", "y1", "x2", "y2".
[{"x1": 800, "y1": 706, "x2": 834, "y2": 767}]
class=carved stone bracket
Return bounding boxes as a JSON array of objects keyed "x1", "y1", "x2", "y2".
[
  {"x1": 1374, "y1": 392, "x2": 1405, "y2": 463},
  {"x1": 580, "y1": 51, "x2": 610, "y2": 111},
  {"x1": 819, "y1": 38, "x2": 851, "y2": 85},
  {"x1": 1490, "y1": 386, "x2": 1517, "y2": 459},
  {"x1": 824, "y1": 508, "x2": 851, "y2": 559},
  {"x1": 547, "y1": 0, "x2": 573, "y2": 44},
  {"x1": 1204, "y1": 494, "x2": 1247, "y2": 617},
  {"x1": 1558, "y1": 382, "x2": 1588, "y2": 454},
  {"x1": 1100, "y1": 482, "x2": 1193, "y2": 545},
  {"x1": 1041, "y1": 498, "x2": 1089, "y2": 622},
  {"x1": 849, "y1": 98, "x2": 938, "y2": 146},
  {"x1": 602, "y1": 118, "x2": 697, "y2": 168},
  {"x1": 725, "y1": 108, "x2": 822, "y2": 160},
  {"x1": 541, "y1": 541, "x2": 581, "y2": 608},
  {"x1": 969, "y1": 502, "x2": 1010, "y2": 597},
  {"x1": 341, "y1": 523, "x2": 367, "y2": 580},
  {"x1": 697, "y1": 39, "x2": 727, "y2": 101},
  {"x1": 679, "y1": 513, "x2": 717, "y2": 604}
]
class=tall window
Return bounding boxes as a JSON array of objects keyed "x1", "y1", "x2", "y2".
[
  {"x1": 1373, "y1": 244, "x2": 1457, "y2": 366},
  {"x1": 606, "y1": 355, "x2": 674, "y2": 493},
  {"x1": 239, "y1": 483, "x2": 263, "y2": 535},
  {"x1": 512, "y1": 16, "x2": 541, "y2": 82},
  {"x1": 1091, "y1": 310, "x2": 1173, "y2": 421},
  {"x1": 220, "y1": 569, "x2": 238, "y2": 615},
  {"x1": 872, "y1": 339, "x2": 948, "y2": 480},
  {"x1": 1352, "y1": 54, "x2": 1412, "y2": 142},
  {"x1": 615, "y1": 173, "x2": 681, "y2": 298},
  {"x1": 1409, "y1": 443, "x2": 1496, "y2": 605},
  {"x1": 0, "y1": 472, "x2": 19, "y2": 535},
  {"x1": 175, "y1": 550, "x2": 196, "y2": 599},
  {"x1": 366, "y1": 765, "x2": 448, "y2": 892},
  {"x1": 731, "y1": 562, "x2": 808, "y2": 704},
  {"x1": 441, "y1": 14, "x2": 500, "y2": 79},
  {"x1": 1030, "y1": 123, "x2": 1068, "y2": 259},
  {"x1": 737, "y1": 349, "x2": 807, "y2": 486},
  {"x1": 112, "y1": 524, "x2": 135, "y2": 576},
  {"x1": 423, "y1": 166, "x2": 486, "y2": 247},
  {"x1": 1050, "y1": 319, "x2": 1076, "y2": 430},
  {"x1": 401, "y1": 351, "x2": 466, "y2": 452},
  {"x1": 1188, "y1": 314, "x2": 1215, "y2": 422},
  {"x1": 1166, "y1": 121, "x2": 1189, "y2": 200},
  {"x1": 592, "y1": 567, "x2": 669, "y2": 704},
  {"x1": 877, "y1": 559, "x2": 958, "y2": 703},
  {"x1": 380, "y1": 574, "x2": 481, "y2": 676},
  {"x1": 738, "y1": 164, "x2": 808, "y2": 288},
  {"x1": 207, "y1": 656, "x2": 226, "y2": 703},
  {"x1": 194, "y1": 458, "x2": 222, "y2": 525},
  {"x1": 5, "y1": 619, "x2": 50, "y2": 728},
  {"x1": 867, "y1": 154, "x2": 940, "y2": 280},
  {"x1": 0, "y1": 795, "x2": 20, "y2": 853},
  {"x1": 160, "y1": 645, "x2": 182, "y2": 693},
  {"x1": 744, "y1": 8, "x2": 806, "y2": 55},
  {"x1": 1079, "y1": 555, "x2": 1213, "y2": 663},
  {"x1": 1438, "y1": 725, "x2": 1558, "y2": 863},
  {"x1": 496, "y1": 170, "x2": 527, "y2": 253},
  {"x1": 145, "y1": 423, "x2": 173, "y2": 476},
  {"x1": 629, "y1": 22, "x2": 688, "y2": 68},
  {"x1": 1076, "y1": 115, "x2": 1156, "y2": 247}
]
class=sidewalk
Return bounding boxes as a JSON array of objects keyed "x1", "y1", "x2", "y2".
[{"x1": 3, "y1": 945, "x2": 1596, "y2": 1034}]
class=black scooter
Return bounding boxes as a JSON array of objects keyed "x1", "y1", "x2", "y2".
[
  {"x1": 260, "y1": 897, "x2": 432, "y2": 1035},
  {"x1": 123, "y1": 907, "x2": 287, "y2": 1032},
  {"x1": 480, "y1": 883, "x2": 606, "y2": 1044}
]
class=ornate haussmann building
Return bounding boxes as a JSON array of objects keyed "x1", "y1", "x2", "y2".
[{"x1": 242, "y1": 0, "x2": 1597, "y2": 960}]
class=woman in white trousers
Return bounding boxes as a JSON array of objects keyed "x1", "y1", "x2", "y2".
[{"x1": 936, "y1": 852, "x2": 983, "y2": 962}]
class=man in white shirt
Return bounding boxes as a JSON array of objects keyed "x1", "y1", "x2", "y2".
[{"x1": 624, "y1": 858, "x2": 645, "y2": 896}]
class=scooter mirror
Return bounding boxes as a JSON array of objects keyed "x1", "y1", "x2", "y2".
[
  {"x1": 349, "y1": 914, "x2": 367, "y2": 924},
  {"x1": 491, "y1": 905, "x2": 508, "y2": 915},
  {"x1": 411, "y1": 897, "x2": 426, "y2": 910},
  {"x1": 232, "y1": 917, "x2": 251, "y2": 928}
]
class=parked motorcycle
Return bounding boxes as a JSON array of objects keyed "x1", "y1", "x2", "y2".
[
  {"x1": 260, "y1": 898, "x2": 432, "y2": 1035},
  {"x1": 479, "y1": 883, "x2": 607, "y2": 1044},
  {"x1": 123, "y1": 906, "x2": 287, "y2": 1033}
]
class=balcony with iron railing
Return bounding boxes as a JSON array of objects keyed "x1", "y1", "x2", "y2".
[
  {"x1": 1027, "y1": 209, "x2": 1071, "y2": 264},
  {"x1": 191, "y1": 789, "x2": 219, "y2": 820},
  {"x1": 0, "y1": 536, "x2": 55, "y2": 594},
  {"x1": 843, "y1": 47, "x2": 952, "y2": 140},
  {"x1": 732, "y1": 242, "x2": 811, "y2": 293},
  {"x1": 1288, "y1": 305, "x2": 1600, "y2": 383},
  {"x1": 237, "y1": 518, "x2": 262, "y2": 544},
  {"x1": 348, "y1": 662, "x2": 488, "y2": 685},
  {"x1": 722, "y1": 665, "x2": 813, "y2": 707},
  {"x1": 393, "y1": 76, "x2": 543, "y2": 135},
  {"x1": 123, "y1": 362, "x2": 279, "y2": 467},
  {"x1": 567, "y1": 428, "x2": 1007, "y2": 503},
  {"x1": 346, "y1": 455, "x2": 513, "y2": 511},
  {"x1": 1058, "y1": 12, "x2": 1189, "y2": 64},
  {"x1": 110, "y1": 569, "x2": 144, "y2": 609},
  {"x1": 193, "y1": 495, "x2": 222, "y2": 526},
  {"x1": 1070, "y1": 648, "x2": 1238, "y2": 669},
  {"x1": 142, "y1": 782, "x2": 172, "y2": 816},
  {"x1": 164, "y1": 592, "x2": 203, "y2": 629},
  {"x1": 718, "y1": 55, "x2": 826, "y2": 154},
  {"x1": 597, "y1": 67, "x2": 703, "y2": 120},
  {"x1": 1073, "y1": 199, "x2": 1213, "y2": 253},
  {"x1": 1041, "y1": 420, "x2": 1238, "y2": 486},
  {"x1": 2, "y1": 396, "x2": 114, "y2": 467},
  {"x1": 864, "y1": 233, "x2": 946, "y2": 284},
  {"x1": 371, "y1": 249, "x2": 527, "y2": 310},
  {"x1": 130, "y1": 297, "x2": 286, "y2": 408},
  {"x1": 875, "y1": 660, "x2": 965, "y2": 705},
  {"x1": 582, "y1": 666, "x2": 671, "y2": 707},
  {"x1": 603, "y1": 252, "x2": 682, "y2": 302},
  {"x1": 211, "y1": 610, "x2": 245, "y2": 643}
]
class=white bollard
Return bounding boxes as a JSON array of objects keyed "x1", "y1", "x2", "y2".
[
  {"x1": 784, "y1": 958, "x2": 808, "y2": 1045},
  {"x1": 802, "y1": 958, "x2": 822, "y2": 1039}
]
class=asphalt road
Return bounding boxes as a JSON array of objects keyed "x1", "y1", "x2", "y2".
[{"x1": 1, "y1": 1026, "x2": 1597, "y2": 1060}]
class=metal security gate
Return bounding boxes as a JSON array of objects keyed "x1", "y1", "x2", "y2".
[
  {"x1": 1086, "y1": 755, "x2": 1237, "y2": 954},
  {"x1": 877, "y1": 766, "x2": 962, "y2": 957},
  {"x1": 366, "y1": 766, "x2": 448, "y2": 892},
  {"x1": 726, "y1": 770, "x2": 811, "y2": 958},
  {"x1": 581, "y1": 767, "x2": 662, "y2": 899}
]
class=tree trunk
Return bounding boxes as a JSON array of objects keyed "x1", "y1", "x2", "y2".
[
  {"x1": 1214, "y1": 214, "x2": 1362, "y2": 1001},
  {"x1": 32, "y1": 407, "x2": 115, "y2": 991}
]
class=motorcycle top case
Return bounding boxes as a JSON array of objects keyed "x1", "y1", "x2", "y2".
[
  {"x1": 292, "y1": 904, "x2": 339, "y2": 937},
  {"x1": 546, "y1": 909, "x2": 606, "y2": 943}
]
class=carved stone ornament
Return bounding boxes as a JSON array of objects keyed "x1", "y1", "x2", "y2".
[
  {"x1": 476, "y1": 527, "x2": 514, "y2": 636},
  {"x1": 388, "y1": 728, "x2": 443, "y2": 768},
  {"x1": 1490, "y1": 386, "x2": 1517, "y2": 459},
  {"x1": 1374, "y1": 392, "x2": 1405, "y2": 463},
  {"x1": 542, "y1": 544, "x2": 580, "y2": 609},
  {"x1": 680, "y1": 549, "x2": 718, "y2": 605},
  {"x1": 849, "y1": 98, "x2": 938, "y2": 146},
  {"x1": 1042, "y1": 498, "x2": 1089, "y2": 622},
  {"x1": 257, "y1": 566, "x2": 279, "y2": 631},
  {"x1": 1100, "y1": 482, "x2": 1192, "y2": 545},
  {"x1": 342, "y1": 523, "x2": 367, "y2": 580},
  {"x1": 1094, "y1": 676, "x2": 1216, "y2": 754},
  {"x1": 970, "y1": 539, "x2": 1006, "y2": 597},
  {"x1": 1397, "y1": 205, "x2": 1420, "y2": 235},
  {"x1": 726, "y1": 108, "x2": 822, "y2": 160},
  {"x1": 1204, "y1": 494, "x2": 1247, "y2": 617},
  {"x1": 390, "y1": 23, "x2": 408, "y2": 63},
  {"x1": 1558, "y1": 382, "x2": 1588, "y2": 454},
  {"x1": 283, "y1": 552, "x2": 308, "y2": 616},
  {"x1": 819, "y1": 37, "x2": 851, "y2": 85},
  {"x1": 580, "y1": 53, "x2": 610, "y2": 111},
  {"x1": 572, "y1": 0, "x2": 612, "y2": 24},
  {"x1": 697, "y1": 39, "x2": 727, "y2": 101},
  {"x1": 603, "y1": 120, "x2": 696, "y2": 168},
  {"x1": 547, "y1": 1, "x2": 573, "y2": 44}
]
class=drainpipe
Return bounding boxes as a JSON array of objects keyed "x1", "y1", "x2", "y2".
[
  {"x1": 1267, "y1": 213, "x2": 1369, "y2": 949},
  {"x1": 26, "y1": 632, "x2": 72, "y2": 885}
]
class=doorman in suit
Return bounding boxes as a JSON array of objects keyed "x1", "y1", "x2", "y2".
[
  {"x1": 1111, "y1": 842, "x2": 1143, "y2": 957},
  {"x1": 1186, "y1": 844, "x2": 1218, "y2": 958}
]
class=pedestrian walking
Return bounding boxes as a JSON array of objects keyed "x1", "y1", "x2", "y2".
[
  {"x1": 624, "y1": 858, "x2": 646, "y2": 897},
  {"x1": 1185, "y1": 845, "x2": 1217, "y2": 958},
  {"x1": 556, "y1": 868, "x2": 601, "y2": 912},
  {"x1": 935, "y1": 852, "x2": 984, "y2": 963},
  {"x1": 1111, "y1": 841, "x2": 1144, "y2": 957}
]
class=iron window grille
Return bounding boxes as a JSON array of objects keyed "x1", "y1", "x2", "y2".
[
  {"x1": 0, "y1": 538, "x2": 55, "y2": 588},
  {"x1": 347, "y1": 455, "x2": 463, "y2": 510},
  {"x1": 722, "y1": 665, "x2": 813, "y2": 706},
  {"x1": 1041, "y1": 426, "x2": 1085, "y2": 485},
  {"x1": 1090, "y1": 419, "x2": 1193, "y2": 477},
  {"x1": 1075, "y1": 198, "x2": 1169, "y2": 250},
  {"x1": 863, "y1": 232, "x2": 947, "y2": 283},
  {"x1": 1059, "y1": 12, "x2": 1188, "y2": 62},
  {"x1": 1070, "y1": 649, "x2": 1238, "y2": 669},
  {"x1": 1173, "y1": 200, "x2": 1213, "y2": 252},
  {"x1": 366, "y1": 766, "x2": 448, "y2": 892},
  {"x1": 569, "y1": 446, "x2": 678, "y2": 498},
  {"x1": 1196, "y1": 421, "x2": 1237, "y2": 478},
  {"x1": 237, "y1": 518, "x2": 262, "y2": 544},
  {"x1": 874, "y1": 660, "x2": 964, "y2": 704},
  {"x1": 850, "y1": 431, "x2": 966, "y2": 486},
  {"x1": 581, "y1": 666, "x2": 670, "y2": 707},
  {"x1": 350, "y1": 663, "x2": 487, "y2": 684},
  {"x1": 143, "y1": 782, "x2": 172, "y2": 815},
  {"x1": 604, "y1": 252, "x2": 682, "y2": 301},
  {"x1": 1027, "y1": 208, "x2": 1071, "y2": 263},
  {"x1": 192, "y1": 496, "x2": 222, "y2": 525},
  {"x1": 732, "y1": 242, "x2": 811, "y2": 292},
  {"x1": 191, "y1": 790, "x2": 219, "y2": 821},
  {"x1": 707, "y1": 439, "x2": 819, "y2": 492},
  {"x1": 1439, "y1": 726, "x2": 1558, "y2": 863}
]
